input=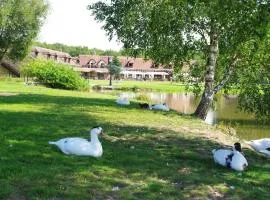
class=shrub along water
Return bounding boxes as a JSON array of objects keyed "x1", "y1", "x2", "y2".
[{"x1": 22, "y1": 59, "x2": 88, "y2": 90}]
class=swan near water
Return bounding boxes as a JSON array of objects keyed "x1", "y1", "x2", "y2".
[
  {"x1": 212, "y1": 143, "x2": 248, "y2": 171},
  {"x1": 151, "y1": 103, "x2": 170, "y2": 111},
  {"x1": 49, "y1": 127, "x2": 103, "y2": 157},
  {"x1": 139, "y1": 103, "x2": 170, "y2": 111},
  {"x1": 247, "y1": 138, "x2": 270, "y2": 156}
]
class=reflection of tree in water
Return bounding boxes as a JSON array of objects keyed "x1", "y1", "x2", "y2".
[{"x1": 120, "y1": 91, "x2": 269, "y2": 140}]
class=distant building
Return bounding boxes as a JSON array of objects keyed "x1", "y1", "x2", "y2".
[
  {"x1": 31, "y1": 46, "x2": 173, "y2": 81},
  {"x1": 78, "y1": 55, "x2": 172, "y2": 81},
  {"x1": 31, "y1": 46, "x2": 80, "y2": 66}
]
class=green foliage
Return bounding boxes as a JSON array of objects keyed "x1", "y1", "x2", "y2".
[
  {"x1": 0, "y1": 0, "x2": 48, "y2": 61},
  {"x1": 89, "y1": 0, "x2": 270, "y2": 120},
  {"x1": 111, "y1": 56, "x2": 121, "y2": 67},
  {"x1": 109, "y1": 56, "x2": 122, "y2": 75},
  {"x1": 89, "y1": 0, "x2": 269, "y2": 65},
  {"x1": 34, "y1": 41, "x2": 123, "y2": 57},
  {"x1": 22, "y1": 59, "x2": 88, "y2": 90},
  {"x1": 135, "y1": 93, "x2": 150, "y2": 102},
  {"x1": 236, "y1": 29, "x2": 270, "y2": 121}
]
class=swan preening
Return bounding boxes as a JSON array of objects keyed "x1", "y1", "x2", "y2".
[
  {"x1": 49, "y1": 127, "x2": 103, "y2": 157},
  {"x1": 247, "y1": 138, "x2": 270, "y2": 156},
  {"x1": 212, "y1": 143, "x2": 248, "y2": 171},
  {"x1": 139, "y1": 103, "x2": 170, "y2": 111},
  {"x1": 116, "y1": 97, "x2": 130, "y2": 105}
]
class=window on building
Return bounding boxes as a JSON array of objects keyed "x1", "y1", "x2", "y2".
[
  {"x1": 98, "y1": 61, "x2": 106, "y2": 68},
  {"x1": 151, "y1": 63, "x2": 159, "y2": 68},
  {"x1": 89, "y1": 61, "x2": 95, "y2": 68}
]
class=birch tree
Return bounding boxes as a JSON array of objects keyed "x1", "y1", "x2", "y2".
[{"x1": 89, "y1": 0, "x2": 270, "y2": 120}]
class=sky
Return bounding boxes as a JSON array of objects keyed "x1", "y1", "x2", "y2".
[{"x1": 38, "y1": 0, "x2": 122, "y2": 50}]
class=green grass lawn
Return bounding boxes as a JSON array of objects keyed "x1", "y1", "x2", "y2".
[
  {"x1": 89, "y1": 79, "x2": 187, "y2": 93},
  {"x1": 0, "y1": 80, "x2": 269, "y2": 200}
]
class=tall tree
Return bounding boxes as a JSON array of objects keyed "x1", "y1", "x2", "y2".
[
  {"x1": 89, "y1": 0, "x2": 270, "y2": 120},
  {"x1": 108, "y1": 56, "x2": 122, "y2": 86},
  {"x1": 0, "y1": 0, "x2": 48, "y2": 61}
]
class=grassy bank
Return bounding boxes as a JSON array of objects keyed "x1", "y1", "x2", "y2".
[
  {"x1": 89, "y1": 80, "x2": 187, "y2": 93},
  {"x1": 0, "y1": 80, "x2": 269, "y2": 200}
]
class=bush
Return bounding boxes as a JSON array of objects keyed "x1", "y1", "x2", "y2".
[
  {"x1": 22, "y1": 59, "x2": 88, "y2": 90},
  {"x1": 135, "y1": 94, "x2": 150, "y2": 102}
]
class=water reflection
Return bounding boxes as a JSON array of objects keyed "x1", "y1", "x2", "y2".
[{"x1": 120, "y1": 91, "x2": 270, "y2": 140}]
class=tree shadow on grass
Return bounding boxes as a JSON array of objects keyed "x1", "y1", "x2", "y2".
[
  {"x1": 0, "y1": 93, "x2": 195, "y2": 118},
  {"x1": 0, "y1": 96, "x2": 269, "y2": 199}
]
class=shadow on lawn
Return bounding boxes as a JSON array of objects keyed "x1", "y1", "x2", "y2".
[{"x1": 0, "y1": 95, "x2": 270, "y2": 199}]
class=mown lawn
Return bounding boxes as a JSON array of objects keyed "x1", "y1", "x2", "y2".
[
  {"x1": 0, "y1": 80, "x2": 269, "y2": 200},
  {"x1": 89, "y1": 79, "x2": 187, "y2": 93}
]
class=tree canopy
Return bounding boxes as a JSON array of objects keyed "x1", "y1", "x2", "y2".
[
  {"x1": 89, "y1": 0, "x2": 270, "y2": 120},
  {"x1": 0, "y1": 0, "x2": 48, "y2": 61},
  {"x1": 34, "y1": 41, "x2": 123, "y2": 57}
]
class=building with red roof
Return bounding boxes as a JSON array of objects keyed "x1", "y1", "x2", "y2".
[{"x1": 31, "y1": 47, "x2": 173, "y2": 81}]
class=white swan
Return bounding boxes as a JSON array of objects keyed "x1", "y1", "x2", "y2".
[
  {"x1": 49, "y1": 127, "x2": 103, "y2": 157},
  {"x1": 151, "y1": 103, "x2": 170, "y2": 111},
  {"x1": 116, "y1": 97, "x2": 130, "y2": 105},
  {"x1": 247, "y1": 138, "x2": 270, "y2": 156},
  {"x1": 212, "y1": 143, "x2": 248, "y2": 171}
]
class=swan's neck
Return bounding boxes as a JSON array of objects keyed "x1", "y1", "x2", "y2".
[{"x1": 90, "y1": 133, "x2": 100, "y2": 144}]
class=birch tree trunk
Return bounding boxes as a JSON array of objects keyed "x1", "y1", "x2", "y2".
[{"x1": 194, "y1": 28, "x2": 219, "y2": 120}]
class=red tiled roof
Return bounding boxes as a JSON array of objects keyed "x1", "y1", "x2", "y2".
[
  {"x1": 32, "y1": 46, "x2": 71, "y2": 58},
  {"x1": 79, "y1": 55, "x2": 111, "y2": 66},
  {"x1": 79, "y1": 55, "x2": 172, "y2": 71}
]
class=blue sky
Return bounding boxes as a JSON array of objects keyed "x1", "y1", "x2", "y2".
[{"x1": 38, "y1": 0, "x2": 122, "y2": 50}]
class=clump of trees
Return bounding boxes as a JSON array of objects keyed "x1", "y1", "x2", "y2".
[
  {"x1": 34, "y1": 41, "x2": 125, "y2": 57},
  {"x1": 0, "y1": 0, "x2": 48, "y2": 62},
  {"x1": 89, "y1": 0, "x2": 270, "y2": 120},
  {"x1": 22, "y1": 59, "x2": 88, "y2": 90}
]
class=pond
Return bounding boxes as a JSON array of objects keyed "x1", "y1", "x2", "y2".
[{"x1": 119, "y1": 91, "x2": 270, "y2": 140}]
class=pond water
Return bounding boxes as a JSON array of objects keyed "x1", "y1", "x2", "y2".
[{"x1": 119, "y1": 91, "x2": 270, "y2": 140}]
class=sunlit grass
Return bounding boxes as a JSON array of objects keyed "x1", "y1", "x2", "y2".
[
  {"x1": 89, "y1": 79, "x2": 187, "y2": 92},
  {"x1": 0, "y1": 80, "x2": 269, "y2": 199}
]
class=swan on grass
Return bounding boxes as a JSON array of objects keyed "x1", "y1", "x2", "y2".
[
  {"x1": 247, "y1": 138, "x2": 270, "y2": 156},
  {"x1": 49, "y1": 127, "x2": 103, "y2": 157},
  {"x1": 151, "y1": 103, "x2": 170, "y2": 111},
  {"x1": 212, "y1": 143, "x2": 248, "y2": 171},
  {"x1": 116, "y1": 97, "x2": 130, "y2": 105}
]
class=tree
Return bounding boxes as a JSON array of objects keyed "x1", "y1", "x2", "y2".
[
  {"x1": 0, "y1": 0, "x2": 48, "y2": 62},
  {"x1": 89, "y1": 0, "x2": 270, "y2": 120},
  {"x1": 234, "y1": 28, "x2": 270, "y2": 121},
  {"x1": 108, "y1": 56, "x2": 122, "y2": 86}
]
